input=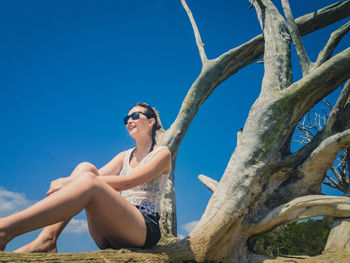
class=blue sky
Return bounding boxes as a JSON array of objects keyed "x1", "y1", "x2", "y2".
[{"x1": 0, "y1": 0, "x2": 349, "y2": 253}]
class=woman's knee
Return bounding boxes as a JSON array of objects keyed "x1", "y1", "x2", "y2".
[
  {"x1": 77, "y1": 172, "x2": 99, "y2": 184},
  {"x1": 74, "y1": 162, "x2": 99, "y2": 176},
  {"x1": 72, "y1": 172, "x2": 103, "y2": 194}
]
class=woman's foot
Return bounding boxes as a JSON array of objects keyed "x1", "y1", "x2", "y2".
[{"x1": 14, "y1": 234, "x2": 57, "y2": 253}]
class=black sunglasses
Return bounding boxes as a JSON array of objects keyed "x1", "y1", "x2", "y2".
[{"x1": 123, "y1": 111, "x2": 151, "y2": 125}]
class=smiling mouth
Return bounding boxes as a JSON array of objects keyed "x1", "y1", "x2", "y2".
[{"x1": 128, "y1": 125, "x2": 136, "y2": 132}]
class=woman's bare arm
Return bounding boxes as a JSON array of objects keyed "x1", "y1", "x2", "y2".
[
  {"x1": 98, "y1": 151, "x2": 127, "y2": 176},
  {"x1": 98, "y1": 148, "x2": 171, "y2": 191}
]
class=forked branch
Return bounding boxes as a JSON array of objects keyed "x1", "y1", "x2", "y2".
[
  {"x1": 282, "y1": 48, "x2": 350, "y2": 125},
  {"x1": 281, "y1": 0, "x2": 312, "y2": 75},
  {"x1": 164, "y1": 3, "x2": 350, "y2": 154},
  {"x1": 315, "y1": 21, "x2": 350, "y2": 68},
  {"x1": 214, "y1": 1, "x2": 350, "y2": 85},
  {"x1": 180, "y1": 0, "x2": 208, "y2": 65}
]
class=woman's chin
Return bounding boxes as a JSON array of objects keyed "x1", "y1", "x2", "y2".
[{"x1": 128, "y1": 130, "x2": 138, "y2": 138}]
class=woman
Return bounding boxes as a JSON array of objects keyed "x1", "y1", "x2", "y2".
[{"x1": 0, "y1": 102, "x2": 171, "y2": 252}]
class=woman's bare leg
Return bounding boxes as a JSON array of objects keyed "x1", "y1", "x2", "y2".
[
  {"x1": 14, "y1": 162, "x2": 99, "y2": 253},
  {"x1": 85, "y1": 212, "x2": 112, "y2": 249},
  {"x1": 0, "y1": 172, "x2": 146, "y2": 251},
  {"x1": 12, "y1": 220, "x2": 71, "y2": 253},
  {"x1": 83, "y1": 181, "x2": 147, "y2": 249}
]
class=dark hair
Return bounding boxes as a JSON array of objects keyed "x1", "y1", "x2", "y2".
[{"x1": 131, "y1": 102, "x2": 161, "y2": 150}]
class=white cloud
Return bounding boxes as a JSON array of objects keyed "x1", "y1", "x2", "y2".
[
  {"x1": 0, "y1": 186, "x2": 88, "y2": 235},
  {"x1": 0, "y1": 186, "x2": 34, "y2": 217},
  {"x1": 181, "y1": 220, "x2": 199, "y2": 234},
  {"x1": 63, "y1": 218, "x2": 89, "y2": 234}
]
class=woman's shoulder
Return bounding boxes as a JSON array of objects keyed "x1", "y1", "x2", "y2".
[
  {"x1": 150, "y1": 146, "x2": 172, "y2": 166},
  {"x1": 153, "y1": 145, "x2": 171, "y2": 155},
  {"x1": 152, "y1": 146, "x2": 171, "y2": 175},
  {"x1": 113, "y1": 148, "x2": 133, "y2": 162}
]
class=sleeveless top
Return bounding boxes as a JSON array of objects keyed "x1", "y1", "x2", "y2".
[{"x1": 119, "y1": 146, "x2": 170, "y2": 216}]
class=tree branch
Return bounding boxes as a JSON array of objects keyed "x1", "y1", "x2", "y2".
[
  {"x1": 198, "y1": 174, "x2": 218, "y2": 192},
  {"x1": 296, "y1": 1, "x2": 350, "y2": 35},
  {"x1": 331, "y1": 165, "x2": 345, "y2": 184},
  {"x1": 251, "y1": 195, "x2": 350, "y2": 235},
  {"x1": 323, "y1": 181, "x2": 343, "y2": 191},
  {"x1": 315, "y1": 21, "x2": 350, "y2": 68},
  {"x1": 288, "y1": 80, "x2": 349, "y2": 170},
  {"x1": 285, "y1": 131, "x2": 350, "y2": 198},
  {"x1": 324, "y1": 174, "x2": 344, "y2": 191},
  {"x1": 180, "y1": 0, "x2": 208, "y2": 65},
  {"x1": 337, "y1": 149, "x2": 350, "y2": 187},
  {"x1": 282, "y1": 48, "x2": 350, "y2": 126},
  {"x1": 163, "y1": 1, "x2": 350, "y2": 154},
  {"x1": 325, "y1": 80, "x2": 350, "y2": 135},
  {"x1": 300, "y1": 129, "x2": 350, "y2": 182},
  {"x1": 251, "y1": 0, "x2": 292, "y2": 92},
  {"x1": 281, "y1": 0, "x2": 312, "y2": 76},
  {"x1": 212, "y1": 1, "x2": 350, "y2": 85},
  {"x1": 294, "y1": 125, "x2": 315, "y2": 141},
  {"x1": 163, "y1": 59, "x2": 217, "y2": 152}
]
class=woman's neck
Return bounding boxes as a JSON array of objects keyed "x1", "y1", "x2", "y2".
[{"x1": 134, "y1": 136, "x2": 154, "y2": 155}]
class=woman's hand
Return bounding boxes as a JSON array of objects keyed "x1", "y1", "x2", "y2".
[{"x1": 47, "y1": 177, "x2": 73, "y2": 196}]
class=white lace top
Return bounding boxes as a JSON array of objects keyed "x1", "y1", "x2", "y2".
[{"x1": 120, "y1": 146, "x2": 170, "y2": 216}]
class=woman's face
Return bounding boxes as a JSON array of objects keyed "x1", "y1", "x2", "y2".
[{"x1": 125, "y1": 106, "x2": 154, "y2": 138}]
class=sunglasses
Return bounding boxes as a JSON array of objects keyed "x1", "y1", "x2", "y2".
[{"x1": 123, "y1": 111, "x2": 151, "y2": 125}]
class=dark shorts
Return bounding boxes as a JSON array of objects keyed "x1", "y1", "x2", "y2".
[{"x1": 136, "y1": 205, "x2": 161, "y2": 248}]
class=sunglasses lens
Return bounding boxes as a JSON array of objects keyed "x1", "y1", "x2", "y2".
[
  {"x1": 131, "y1": 112, "x2": 140, "y2": 120},
  {"x1": 123, "y1": 112, "x2": 141, "y2": 125}
]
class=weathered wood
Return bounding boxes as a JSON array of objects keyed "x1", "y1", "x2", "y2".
[
  {"x1": 159, "y1": 0, "x2": 350, "y2": 261},
  {"x1": 251, "y1": 195, "x2": 350, "y2": 235},
  {"x1": 158, "y1": 2, "x2": 350, "y2": 240},
  {"x1": 315, "y1": 21, "x2": 350, "y2": 68},
  {"x1": 282, "y1": 0, "x2": 312, "y2": 75},
  {"x1": 180, "y1": 0, "x2": 208, "y2": 65},
  {"x1": 198, "y1": 174, "x2": 218, "y2": 192},
  {"x1": 300, "y1": 129, "x2": 350, "y2": 180},
  {"x1": 2, "y1": 247, "x2": 350, "y2": 262}
]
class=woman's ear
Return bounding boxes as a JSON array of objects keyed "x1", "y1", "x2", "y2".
[{"x1": 148, "y1": 118, "x2": 156, "y2": 127}]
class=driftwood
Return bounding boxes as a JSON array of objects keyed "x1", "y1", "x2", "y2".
[
  {"x1": 1, "y1": 248, "x2": 350, "y2": 262},
  {"x1": 2, "y1": 1, "x2": 350, "y2": 262}
]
